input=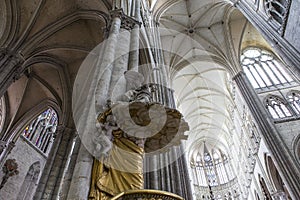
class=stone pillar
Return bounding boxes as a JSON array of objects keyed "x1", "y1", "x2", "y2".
[
  {"x1": 95, "y1": 11, "x2": 122, "y2": 111},
  {"x1": 67, "y1": 144, "x2": 93, "y2": 200},
  {"x1": 233, "y1": 71, "x2": 300, "y2": 199},
  {"x1": 108, "y1": 28, "x2": 130, "y2": 99},
  {"x1": 33, "y1": 125, "x2": 69, "y2": 200},
  {"x1": 53, "y1": 130, "x2": 79, "y2": 199},
  {"x1": 0, "y1": 140, "x2": 15, "y2": 167},
  {"x1": 128, "y1": 0, "x2": 141, "y2": 72},
  {"x1": 68, "y1": 10, "x2": 123, "y2": 200},
  {"x1": 0, "y1": 49, "x2": 24, "y2": 97},
  {"x1": 144, "y1": 145, "x2": 193, "y2": 199}
]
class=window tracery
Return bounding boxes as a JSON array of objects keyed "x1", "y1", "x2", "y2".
[
  {"x1": 264, "y1": 0, "x2": 291, "y2": 34},
  {"x1": 241, "y1": 48, "x2": 293, "y2": 91},
  {"x1": 22, "y1": 108, "x2": 58, "y2": 155},
  {"x1": 265, "y1": 95, "x2": 292, "y2": 119},
  {"x1": 287, "y1": 91, "x2": 300, "y2": 115},
  {"x1": 190, "y1": 142, "x2": 239, "y2": 199}
]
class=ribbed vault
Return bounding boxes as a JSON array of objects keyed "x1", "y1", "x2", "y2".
[
  {"x1": 158, "y1": 0, "x2": 246, "y2": 154},
  {"x1": 0, "y1": 0, "x2": 109, "y2": 139}
]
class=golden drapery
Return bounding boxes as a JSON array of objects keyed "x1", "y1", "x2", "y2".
[{"x1": 88, "y1": 130, "x2": 144, "y2": 200}]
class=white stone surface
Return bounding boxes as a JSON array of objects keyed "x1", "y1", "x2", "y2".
[{"x1": 0, "y1": 137, "x2": 47, "y2": 200}]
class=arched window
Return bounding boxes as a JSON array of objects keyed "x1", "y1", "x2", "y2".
[
  {"x1": 265, "y1": 0, "x2": 289, "y2": 23},
  {"x1": 287, "y1": 90, "x2": 300, "y2": 115},
  {"x1": 22, "y1": 108, "x2": 58, "y2": 155},
  {"x1": 241, "y1": 48, "x2": 293, "y2": 90},
  {"x1": 190, "y1": 142, "x2": 235, "y2": 187},
  {"x1": 17, "y1": 161, "x2": 40, "y2": 200},
  {"x1": 265, "y1": 0, "x2": 291, "y2": 33},
  {"x1": 265, "y1": 95, "x2": 292, "y2": 119},
  {"x1": 0, "y1": 96, "x2": 6, "y2": 134},
  {"x1": 265, "y1": 155, "x2": 292, "y2": 199},
  {"x1": 191, "y1": 142, "x2": 239, "y2": 199}
]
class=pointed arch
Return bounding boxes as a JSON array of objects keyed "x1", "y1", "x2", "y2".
[
  {"x1": 258, "y1": 174, "x2": 272, "y2": 200},
  {"x1": 265, "y1": 95, "x2": 292, "y2": 119},
  {"x1": 287, "y1": 90, "x2": 300, "y2": 115},
  {"x1": 241, "y1": 47, "x2": 294, "y2": 91},
  {"x1": 22, "y1": 107, "x2": 58, "y2": 155},
  {"x1": 16, "y1": 161, "x2": 41, "y2": 200},
  {"x1": 5, "y1": 98, "x2": 61, "y2": 144}
]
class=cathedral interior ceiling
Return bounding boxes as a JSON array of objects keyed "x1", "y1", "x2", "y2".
[
  {"x1": 1, "y1": 0, "x2": 108, "y2": 134},
  {"x1": 156, "y1": 0, "x2": 269, "y2": 154},
  {"x1": 1, "y1": 0, "x2": 271, "y2": 150},
  {"x1": 156, "y1": 0, "x2": 241, "y2": 153}
]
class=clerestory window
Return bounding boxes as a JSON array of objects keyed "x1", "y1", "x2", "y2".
[
  {"x1": 241, "y1": 47, "x2": 293, "y2": 91},
  {"x1": 265, "y1": 0, "x2": 291, "y2": 34}
]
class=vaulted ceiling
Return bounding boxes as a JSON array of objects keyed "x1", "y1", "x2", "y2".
[
  {"x1": 156, "y1": 0, "x2": 270, "y2": 155},
  {"x1": 0, "y1": 0, "x2": 270, "y2": 150},
  {"x1": 0, "y1": 0, "x2": 109, "y2": 139}
]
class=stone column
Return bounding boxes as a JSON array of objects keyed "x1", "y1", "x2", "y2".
[
  {"x1": 95, "y1": 11, "x2": 122, "y2": 111},
  {"x1": 67, "y1": 11, "x2": 123, "y2": 200},
  {"x1": 34, "y1": 125, "x2": 64, "y2": 199},
  {"x1": 67, "y1": 144, "x2": 93, "y2": 200},
  {"x1": 144, "y1": 145, "x2": 193, "y2": 199},
  {"x1": 0, "y1": 49, "x2": 24, "y2": 97},
  {"x1": 128, "y1": 0, "x2": 141, "y2": 72},
  {"x1": 0, "y1": 140, "x2": 15, "y2": 167},
  {"x1": 108, "y1": 28, "x2": 130, "y2": 99},
  {"x1": 53, "y1": 130, "x2": 79, "y2": 199},
  {"x1": 233, "y1": 71, "x2": 300, "y2": 199}
]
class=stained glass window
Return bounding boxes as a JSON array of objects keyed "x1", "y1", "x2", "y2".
[
  {"x1": 22, "y1": 108, "x2": 58, "y2": 155},
  {"x1": 190, "y1": 143, "x2": 235, "y2": 187},
  {"x1": 241, "y1": 48, "x2": 293, "y2": 90}
]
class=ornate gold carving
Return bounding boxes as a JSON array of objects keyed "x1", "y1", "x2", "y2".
[
  {"x1": 90, "y1": 100, "x2": 188, "y2": 199},
  {"x1": 111, "y1": 189, "x2": 184, "y2": 200}
]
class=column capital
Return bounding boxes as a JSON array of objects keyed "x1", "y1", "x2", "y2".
[{"x1": 109, "y1": 8, "x2": 142, "y2": 31}]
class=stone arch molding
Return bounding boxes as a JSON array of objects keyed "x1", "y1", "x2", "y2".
[
  {"x1": 293, "y1": 134, "x2": 300, "y2": 165},
  {"x1": 5, "y1": 98, "x2": 61, "y2": 143}
]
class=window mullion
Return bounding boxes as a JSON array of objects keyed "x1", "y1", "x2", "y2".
[
  {"x1": 271, "y1": 60, "x2": 290, "y2": 84},
  {"x1": 270, "y1": 60, "x2": 287, "y2": 85},
  {"x1": 248, "y1": 64, "x2": 265, "y2": 88},
  {"x1": 257, "y1": 61, "x2": 273, "y2": 87}
]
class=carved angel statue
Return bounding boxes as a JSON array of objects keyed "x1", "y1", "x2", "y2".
[{"x1": 93, "y1": 115, "x2": 118, "y2": 158}]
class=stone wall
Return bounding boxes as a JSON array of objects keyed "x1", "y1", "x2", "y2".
[
  {"x1": 284, "y1": 0, "x2": 300, "y2": 52},
  {"x1": 0, "y1": 136, "x2": 47, "y2": 200},
  {"x1": 275, "y1": 120, "x2": 300, "y2": 162}
]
